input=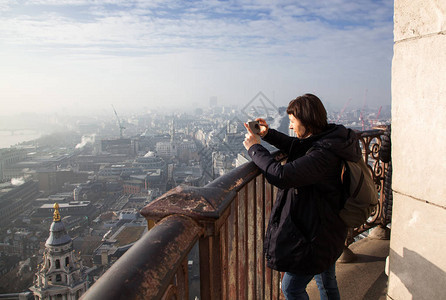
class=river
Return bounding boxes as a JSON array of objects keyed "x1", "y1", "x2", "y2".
[{"x1": 0, "y1": 130, "x2": 42, "y2": 149}]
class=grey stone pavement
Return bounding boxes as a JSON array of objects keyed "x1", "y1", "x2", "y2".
[{"x1": 307, "y1": 237, "x2": 390, "y2": 300}]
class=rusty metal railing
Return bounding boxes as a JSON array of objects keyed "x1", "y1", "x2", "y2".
[{"x1": 81, "y1": 128, "x2": 389, "y2": 300}]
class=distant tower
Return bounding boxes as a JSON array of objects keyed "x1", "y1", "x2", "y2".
[
  {"x1": 170, "y1": 118, "x2": 175, "y2": 143},
  {"x1": 30, "y1": 203, "x2": 88, "y2": 300}
]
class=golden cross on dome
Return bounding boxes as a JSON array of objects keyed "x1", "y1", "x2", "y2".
[{"x1": 53, "y1": 203, "x2": 61, "y2": 221}]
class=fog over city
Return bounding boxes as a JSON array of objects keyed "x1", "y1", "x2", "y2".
[{"x1": 1, "y1": 0, "x2": 393, "y2": 117}]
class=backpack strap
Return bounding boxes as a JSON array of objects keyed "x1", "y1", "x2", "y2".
[{"x1": 351, "y1": 163, "x2": 364, "y2": 198}]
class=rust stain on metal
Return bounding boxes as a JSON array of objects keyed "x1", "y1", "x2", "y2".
[
  {"x1": 228, "y1": 178, "x2": 244, "y2": 191},
  {"x1": 141, "y1": 186, "x2": 218, "y2": 220}
]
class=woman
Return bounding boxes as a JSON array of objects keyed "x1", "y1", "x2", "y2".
[{"x1": 243, "y1": 94, "x2": 362, "y2": 299}]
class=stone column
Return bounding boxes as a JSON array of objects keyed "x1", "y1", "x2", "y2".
[{"x1": 389, "y1": 0, "x2": 446, "y2": 299}]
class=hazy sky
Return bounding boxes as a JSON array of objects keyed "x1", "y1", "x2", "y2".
[{"x1": 0, "y1": 0, "x2": 394, "y2": 116}]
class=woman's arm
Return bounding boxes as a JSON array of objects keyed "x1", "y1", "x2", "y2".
[
  {"x1": 248, "y1": 144, "x2": 336, "y2": 189},
  {"x1": 262, "y1": 128, "x2": 296, "y2": 153}
]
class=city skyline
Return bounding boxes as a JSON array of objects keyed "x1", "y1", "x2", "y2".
[{"x1": 0, "y1": 0, "x2": 393, "y2": 116}]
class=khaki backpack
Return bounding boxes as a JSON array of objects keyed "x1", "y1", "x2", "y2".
[{"x1": 339, "y1": 158, "x2": 379, "y2": 228}]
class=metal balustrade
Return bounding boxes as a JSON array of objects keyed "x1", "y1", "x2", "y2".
[{"x1": 81, "y1": 128, "x2": 388, "y2": 300}]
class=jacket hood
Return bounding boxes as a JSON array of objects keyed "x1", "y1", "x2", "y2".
[{"x1": 310, "y1": 124, "x2": 362, "y2": 162}]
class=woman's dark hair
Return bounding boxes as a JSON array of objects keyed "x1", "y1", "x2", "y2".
[{"x1": 286, "y1": 93, "x2": 328, "y2": 135}]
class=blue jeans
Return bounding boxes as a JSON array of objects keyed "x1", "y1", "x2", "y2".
[{"x1": 282, "y1": 263, "x2": 340, "y2": 300}]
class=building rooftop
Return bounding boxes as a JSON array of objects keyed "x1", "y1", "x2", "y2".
[
  {"x1": 40, "y1": 201, "x2": 90, "y2": 209},
  {"x1": 113, "y1": 226, "x2": 146, "y2": 247}
]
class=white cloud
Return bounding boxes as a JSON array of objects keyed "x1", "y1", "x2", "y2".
[
  {"x1": 0, "y1": 0, "x2": 393, "y2": 114},
  {"x1": 1, "y1": 0, "x2": 392, "y2": 54}
]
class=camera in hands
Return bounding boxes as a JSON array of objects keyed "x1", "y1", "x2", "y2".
[{"x1": 248, "y1": 121, "x2": 261, "y2": 135}]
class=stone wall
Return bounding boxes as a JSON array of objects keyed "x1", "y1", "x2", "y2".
[{"x1": 389, "y1": 0, "x2": 446, "y2": 299}]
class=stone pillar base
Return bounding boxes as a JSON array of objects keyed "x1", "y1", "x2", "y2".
[{"x1": 369, "y1": 225, "x2": 390, "y2": 240}]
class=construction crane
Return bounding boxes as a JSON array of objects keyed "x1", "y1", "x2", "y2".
[
  {"x1": 112, "y1": 105, "x2": 125, "y2": 138},
  {"x1": 370, "y1": 106, "x2": 382, "y2": 127},
  {"x1": 336, "y1": 98, "x2": 351, "y2": 123},
  {"x1": 360, "y1": 89, "x2": 368, "y2": 131}
]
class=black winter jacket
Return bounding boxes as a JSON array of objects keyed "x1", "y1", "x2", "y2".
[{"x1": 248, "y1": 124, "x2": 362, "y2": 275}]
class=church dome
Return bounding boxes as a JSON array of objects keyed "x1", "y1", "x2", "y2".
[{"x1": 45, "y1": 203, "x2": 72, "y2": 247}]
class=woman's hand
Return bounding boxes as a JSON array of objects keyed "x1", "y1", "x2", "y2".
[
  {"x1": 255, "y1": 118, "x2": 269, "y2": 137},
  {"x1": 243, "y1": 123, "x2": 261, "y2": 150}
]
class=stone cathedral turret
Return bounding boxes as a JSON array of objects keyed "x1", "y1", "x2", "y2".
[{"x1": 30, "y1": 203, "x2": 87, "y2": 300}]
